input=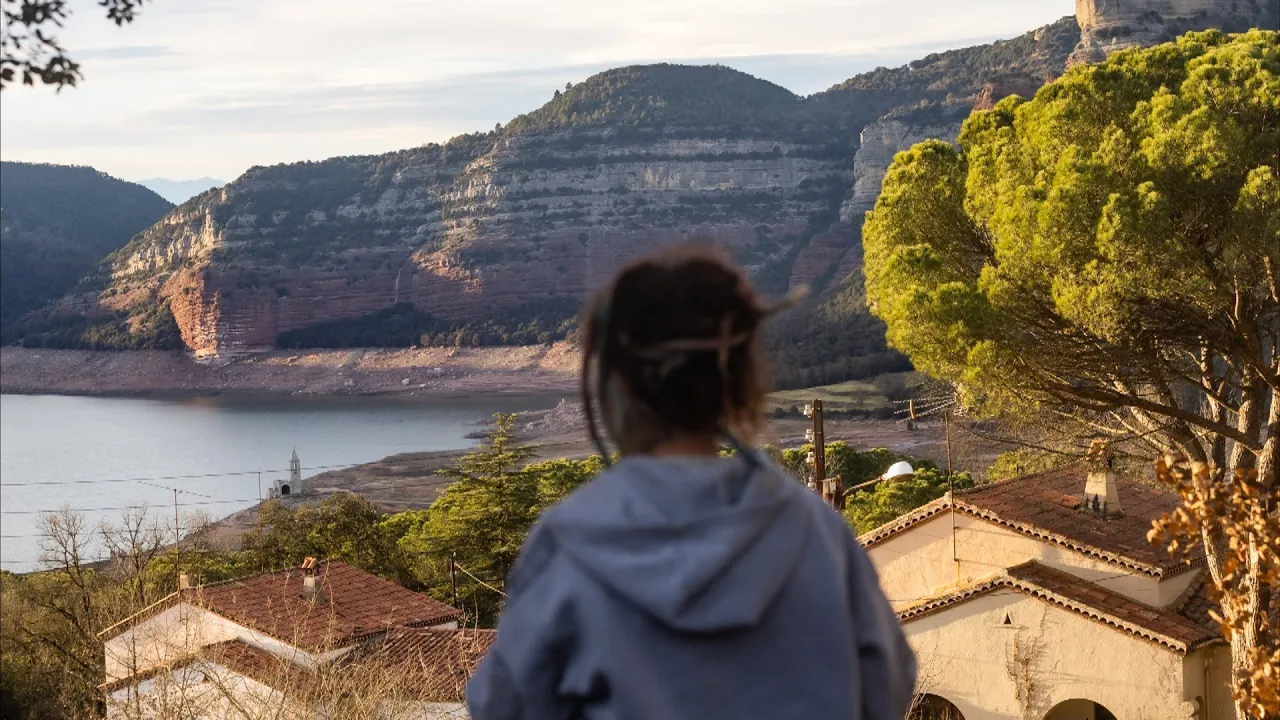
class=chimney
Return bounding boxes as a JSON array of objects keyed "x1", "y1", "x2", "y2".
[
  {"x1": 300, "y1": 556, "x2": 319, "y2": 601},
  {"x1": 178, "y1": 572, "x2": 192, "y2": 590},
  {"x1": 1083, "y1": 440, "x2": 1122, "y2": 517}
]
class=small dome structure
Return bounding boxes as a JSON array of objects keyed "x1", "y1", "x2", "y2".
[{"x1": 883, "y1": 461, "x2": 914, "y2": 480}]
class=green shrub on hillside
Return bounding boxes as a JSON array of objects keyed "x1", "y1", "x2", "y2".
[
  {"x1": 15, "y1": 300, "x2": 182, "y2": 351},
  {"x1": 504, "y1": 64, "x2": 807, "y2": 137},
  {"x1": 276, "y1": 298, "x2": 580, "y2": 349}
]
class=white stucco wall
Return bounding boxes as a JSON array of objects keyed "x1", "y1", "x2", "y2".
[
  {"x1": 105, "y1": 604, "x2": 237, "y2": 683},
  {"x1": 867, "y1": 513, "x2": 1195, "y2": 608},
  {"x1": 1180, "y1": 644, "x2": 1235, "y2": 720},
  {"x1": 106, "y1": 662, "x2": 305, "y2": 720},
  {"x1": 905, "y1": 590, "x2": 1198, "y2": 720}
]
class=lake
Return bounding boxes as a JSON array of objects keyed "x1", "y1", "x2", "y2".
[{"x1": 0, "y1": 393, "x2": 560, "y2": 572}]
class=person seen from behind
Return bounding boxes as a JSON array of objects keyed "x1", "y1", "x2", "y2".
[{"x1": 467, "y1": 244, "x2": 916, "y2": 719}]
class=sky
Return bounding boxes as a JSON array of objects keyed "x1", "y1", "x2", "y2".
[{"x1": 0, "y1": 0, "x2": 1074, "y2": 184}]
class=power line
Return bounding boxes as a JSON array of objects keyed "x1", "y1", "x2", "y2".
[
  {"x1": 0, "y1": 463, "x2": 360, "y2": 489},
  {"x1": 0, "y1": 497, "x2": 263, "y2": 516},
  {"x1": 453, "y1": 561, "x2": 507, "y2": 598}
]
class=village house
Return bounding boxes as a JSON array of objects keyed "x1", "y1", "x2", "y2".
[
  {"x1": 98, "y1": 559, "x2": 493, "y2": 719},
  {"x1": 861, "y1": 453, "x2": 1233, "y2": 720}
]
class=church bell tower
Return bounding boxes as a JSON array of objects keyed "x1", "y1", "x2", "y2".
[{"x1": 273, "y1": 448, "x2": 303, "y2": 498}]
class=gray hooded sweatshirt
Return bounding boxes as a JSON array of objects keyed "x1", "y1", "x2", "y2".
[{"x1": 466, "y1": 454, "x2": 916, "y2": 720}]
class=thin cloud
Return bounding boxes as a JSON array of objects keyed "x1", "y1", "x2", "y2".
[
  {"x1": 75, "y1": 45, "x2": 175, "y2": 61},
  {"x1": 0, "y1": 0, "x2": 1076, "y2": 179}
]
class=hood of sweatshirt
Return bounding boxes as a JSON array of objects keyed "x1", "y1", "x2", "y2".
[{"x1": 542, "y1": 454, "x2": 811, "y2": 633}]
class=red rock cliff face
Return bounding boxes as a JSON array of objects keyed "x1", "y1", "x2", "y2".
[{"x1": 98, "y1": 125, "x2": 852, "y2": 356}]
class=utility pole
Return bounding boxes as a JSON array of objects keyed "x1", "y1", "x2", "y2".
[
  {"x1": 173, "y1": 489, "x2": 181, "y2": 587},
  {"x1": 805, "y1": 400, "x2": 826, "y2": 497}
]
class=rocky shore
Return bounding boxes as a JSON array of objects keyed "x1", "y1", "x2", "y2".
[{"x1": 0, "y1": 344, "x2": 579, "y2": 397}]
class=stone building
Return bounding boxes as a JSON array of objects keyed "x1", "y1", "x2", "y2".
[{"x1": 271, "y1": 448, "x2": 303, "y2": 499}]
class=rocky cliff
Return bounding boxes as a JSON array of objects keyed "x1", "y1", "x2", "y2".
[
  {"x1": 1069, "y1": 0, "x2": 1279, "y2": 65},
  {"x1": 840, "y1": 109, "x2": 970, "y2": 225},
  {"x1": 839, "y1": 71, "x2": 1045, "y2": 226},
  {"x1": 38, "y1": 67, "x2": 857, "y2": 358},
  {"x1": 25, "y1": 7, "x2": 1256, "y2": 370},
  {"x1": 18, "y1": 22, "x2": 1087, "y2": 363}
]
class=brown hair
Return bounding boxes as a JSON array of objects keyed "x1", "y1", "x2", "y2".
[{"x1": 580, "y1": 243, "x2": 771, "y2": 445}]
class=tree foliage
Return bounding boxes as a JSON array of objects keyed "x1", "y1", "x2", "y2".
[
  {"x1": 1, "y1": 0, "x2": 147, "y2": 90},
  {"x1": 777, "y1": 440, "x2": 976, "y2": 533},
  {"x1": 780, "y1": 441, "x2": 903, "y2": 487},
  {"x1": 504, "y1": 64, "x2": 809, "y2": 138},
  {"x1": 768, "y1": 277, "x2": 913, "y2": 389},
  {"x1": 397, "y1": 415, "x2": 601, "y2": 625},
  {"x1": 844, "y1": 465, "x2": 975, "y2": 534},
  {"x1": 276, "y1": 299, "x2": 580, "y2": 349},
  {"x1": 864, "y1": 30, "x2": 1279, "y2": 718},
  {"x1": 240, "y1": 494, "x2": 417, "y2": 586}
]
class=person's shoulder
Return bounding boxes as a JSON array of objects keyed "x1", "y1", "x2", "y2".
[
  {"x1": 510, "y1": 463, "x2": 630, "y2": 587},
  {"x1": 506, "y1": 517, "x2": 567, "y2": 598},
  {"x1": 538, "y1": 457, "x2": 645, "y2": 524}
]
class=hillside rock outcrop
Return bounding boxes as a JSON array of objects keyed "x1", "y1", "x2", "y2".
[
  {"x1": 1069, "y1": 0, "x2": 1279, "y2": 66},
  {"x1": 52, "y1": 67, "x2": 855, "y2": 357},
  {"x1": 840, "y1": 112, "x2": 967, "y2": 226}
]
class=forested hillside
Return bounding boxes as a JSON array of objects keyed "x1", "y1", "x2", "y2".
[{"x1": 0, "y1": 162, "x2": 172, "y2": 338}]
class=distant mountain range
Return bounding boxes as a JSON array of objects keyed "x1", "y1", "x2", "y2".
[
  {"x1": 5, "y1": 0, "x2": 1276, "y2": 390},
  {"x1": 137, "y1": 177, "x2": 225, "y2": 204}
]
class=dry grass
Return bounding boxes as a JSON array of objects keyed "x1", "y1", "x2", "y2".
[{"x1": 768, "y1": 372, "x2": 924, "y2": 413}]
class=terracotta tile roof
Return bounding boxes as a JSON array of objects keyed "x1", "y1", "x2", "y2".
[
  {"x1": 1174, "y1": 572, "x2": 1221, "y2": 635},
  {"x1": 100, "y1": 639, "x2": 307, "y2": 696},
  {"x1": 898, "y1": 561, "x2": 1222, "y2": 654},
  {"x1": 860, "y1": 465, "x2": 1197, "y2": 577},
  {"x1": 358, "y1": 628, "x2": 497, "y2": 702},
  {"x1": 1174, "y1": 571, "x2": 1280, "y2": 633},
  {"x1": 188, "y1": 561, "x2": 460, "y2": 651},
  {"x1": 100, "y1": 561, "x2": 461, "y2": 650},
  {"x1": 204, "y1": 639, "x2": 307, "y2": 689}
]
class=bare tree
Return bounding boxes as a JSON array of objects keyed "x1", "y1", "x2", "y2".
[
  {"x1": 101, "y1": 504, "x2": 167, "y2": 607},
  {"x1": 1151, "y1": 458, "x2": 1280, "y2": 718}
]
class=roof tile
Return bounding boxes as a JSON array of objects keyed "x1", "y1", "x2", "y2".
[
  {"x1": 862, "y1": 465, "x2": 1198, "y2": 576},
  {"x1": 898, "y1": 560, "x2": 1222, "y2": 654},
  {"x1": 359, "y1": 628, "x2": 497, "y2": 702},
  {"x1": 183, "y1": 561, "x2": 461, "y2": 651}
]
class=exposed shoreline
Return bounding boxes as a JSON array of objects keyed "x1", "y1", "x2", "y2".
[
  {"x1": 0, "y1": 345, "x2": 580, "y2": 398},
  {"x1": 200, "y1": 401, "x2": 1002, "y2": 551}
]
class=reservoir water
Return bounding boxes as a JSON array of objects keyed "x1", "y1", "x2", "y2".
[{"x1": 0, "y1": 393, "x2": 559, "y2": 572}]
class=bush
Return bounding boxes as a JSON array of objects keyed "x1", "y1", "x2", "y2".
[{"x1": 277, "y1": 298, "x2": 581, "y2": 349}]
